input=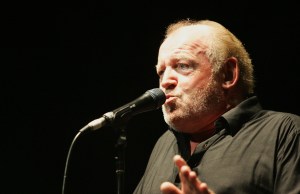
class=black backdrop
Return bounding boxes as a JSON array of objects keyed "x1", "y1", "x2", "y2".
[{"x1": 3, "y1": 1, "x2": 300, "y2": 194}]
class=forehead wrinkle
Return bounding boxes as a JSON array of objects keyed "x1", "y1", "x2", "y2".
[
  {"x1": 157, "y1": 32, "x2": 208, "y2": 69},
  {"x1": 170, "y1": 42, "x2": 207, "y2": 61}
]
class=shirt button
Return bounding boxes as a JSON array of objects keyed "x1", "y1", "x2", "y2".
[{"x1": 203, "y1": 143, "x2": 208, "y2": 149}]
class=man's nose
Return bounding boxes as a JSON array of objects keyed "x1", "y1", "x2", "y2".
[{"x1": 160, "y1": 68, "x2": 177, "y2": 90}]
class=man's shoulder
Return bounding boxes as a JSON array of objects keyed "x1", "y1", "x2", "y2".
[
  {"x1": 253, "y1": 109, "x2": 300, "y2": 135},
  {"x1": 256, "y1": 109, "x2": 300, "y2": 122}
]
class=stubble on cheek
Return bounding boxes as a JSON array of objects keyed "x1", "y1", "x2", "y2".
[{"x1": 161, "y1": 77, "x2": 224, "y2": 130}]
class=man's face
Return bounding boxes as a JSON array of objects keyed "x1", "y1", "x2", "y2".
[{"x1": 156, "y1": 26, "x2": 225, "y2": 133}]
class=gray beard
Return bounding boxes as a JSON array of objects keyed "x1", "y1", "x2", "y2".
[{"x1": 162, "y1": 77, "x2": 224, "y2": 132}]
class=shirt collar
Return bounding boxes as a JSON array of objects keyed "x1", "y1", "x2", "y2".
[
  {"x1": 215, "y1": 95, "x2": 262, "y2": 135},
  {"x1": 169, "y1": 96, "x2": 263, "y2": 138}
]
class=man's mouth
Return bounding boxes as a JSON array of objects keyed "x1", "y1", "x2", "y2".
[{"x1": 165, "y1": 95, "x2": 177, "y2": 104}]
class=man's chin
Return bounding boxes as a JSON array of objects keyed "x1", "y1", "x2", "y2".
[
  {"x1": 163, "y1": 102, "x2": 177, "y2": 112},
  {"x1": 163, "y1": 113, "x2": 185, "y2": 128}
]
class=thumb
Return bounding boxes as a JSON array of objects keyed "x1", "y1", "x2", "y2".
[{"x1": 160, "y1": 182, "x2": 181, "y2": 194}]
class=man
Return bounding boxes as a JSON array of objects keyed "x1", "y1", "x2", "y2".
[{"x1": 133, "y1": 19, "x2": 300, "y2": 194}]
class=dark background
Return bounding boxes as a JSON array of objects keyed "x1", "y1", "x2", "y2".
[{"x1": 2, "y1": 1, "x2": 300, "y2": 194}]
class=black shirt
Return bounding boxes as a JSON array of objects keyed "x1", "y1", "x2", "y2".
[{"x1": 133, "y1": 96, "x2": 300, "y2": 194}]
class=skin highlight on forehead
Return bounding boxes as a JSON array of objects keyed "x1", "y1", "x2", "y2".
[
  {"x1": 161, "y1": 25, "x2": 211, "y2": 53},
  {"x1": 156, "y1": 25, "x2": 212, "y2": 71}
]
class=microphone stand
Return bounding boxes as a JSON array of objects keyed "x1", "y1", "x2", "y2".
[{"x1": 114, "y1": 126, "x2": 127, "y2": 194}]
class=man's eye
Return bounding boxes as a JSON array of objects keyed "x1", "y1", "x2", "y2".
[
  {"x1": 177, "y1": 63, "x2": 191, "y2": 70},
  {"x1": 157, "y1": 70, "x2": 164, "y2": 76}
]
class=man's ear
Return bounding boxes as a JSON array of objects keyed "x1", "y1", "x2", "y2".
[{"x1": 222, "y1": 57, "x2": 239, "y2": 89}]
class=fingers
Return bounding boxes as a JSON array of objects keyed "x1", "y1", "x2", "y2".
[
  {"x1": 173, "y1": 155, "x2": 215, "y2": 194},
  {"x1": 173, "y1": 154, "x2": 187, "y2": 169},
  {"x1": 173, "y1": 155, "x2": 193, "y2": 186},
  {"x1": 199, "y1": 182, "x2": 212, "y2": 194},
  {"x1": 160, "y1": 182, "x2": 181, "y2": 194},
  {"x1": 180, "y1": 165, "x2": 199, "y2": 192},
  {"x1": 179, "y1": 165, "x2": 192, "y2": 185}
]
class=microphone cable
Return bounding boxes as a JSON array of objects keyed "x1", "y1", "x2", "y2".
[{"x1": 61, "y1": 130, "x2": 83, "y2": 194}]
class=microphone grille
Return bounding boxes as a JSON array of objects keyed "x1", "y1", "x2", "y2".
[{"x1": 146, "y1": 88, "x2": 166, "y2": 108}]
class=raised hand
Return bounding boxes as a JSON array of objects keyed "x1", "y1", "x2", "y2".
[{"x1": 160, "y1": 155, "x2": 215, "y2": 194}]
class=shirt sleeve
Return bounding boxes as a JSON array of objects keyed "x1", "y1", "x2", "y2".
[{"x1": 275, "y1": 113, "x2": 300, "y2": 194}]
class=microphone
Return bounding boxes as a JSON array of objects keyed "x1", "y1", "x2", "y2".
[{"x1": 80, "y1": 88, "x2": 166, "y2": 133}]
